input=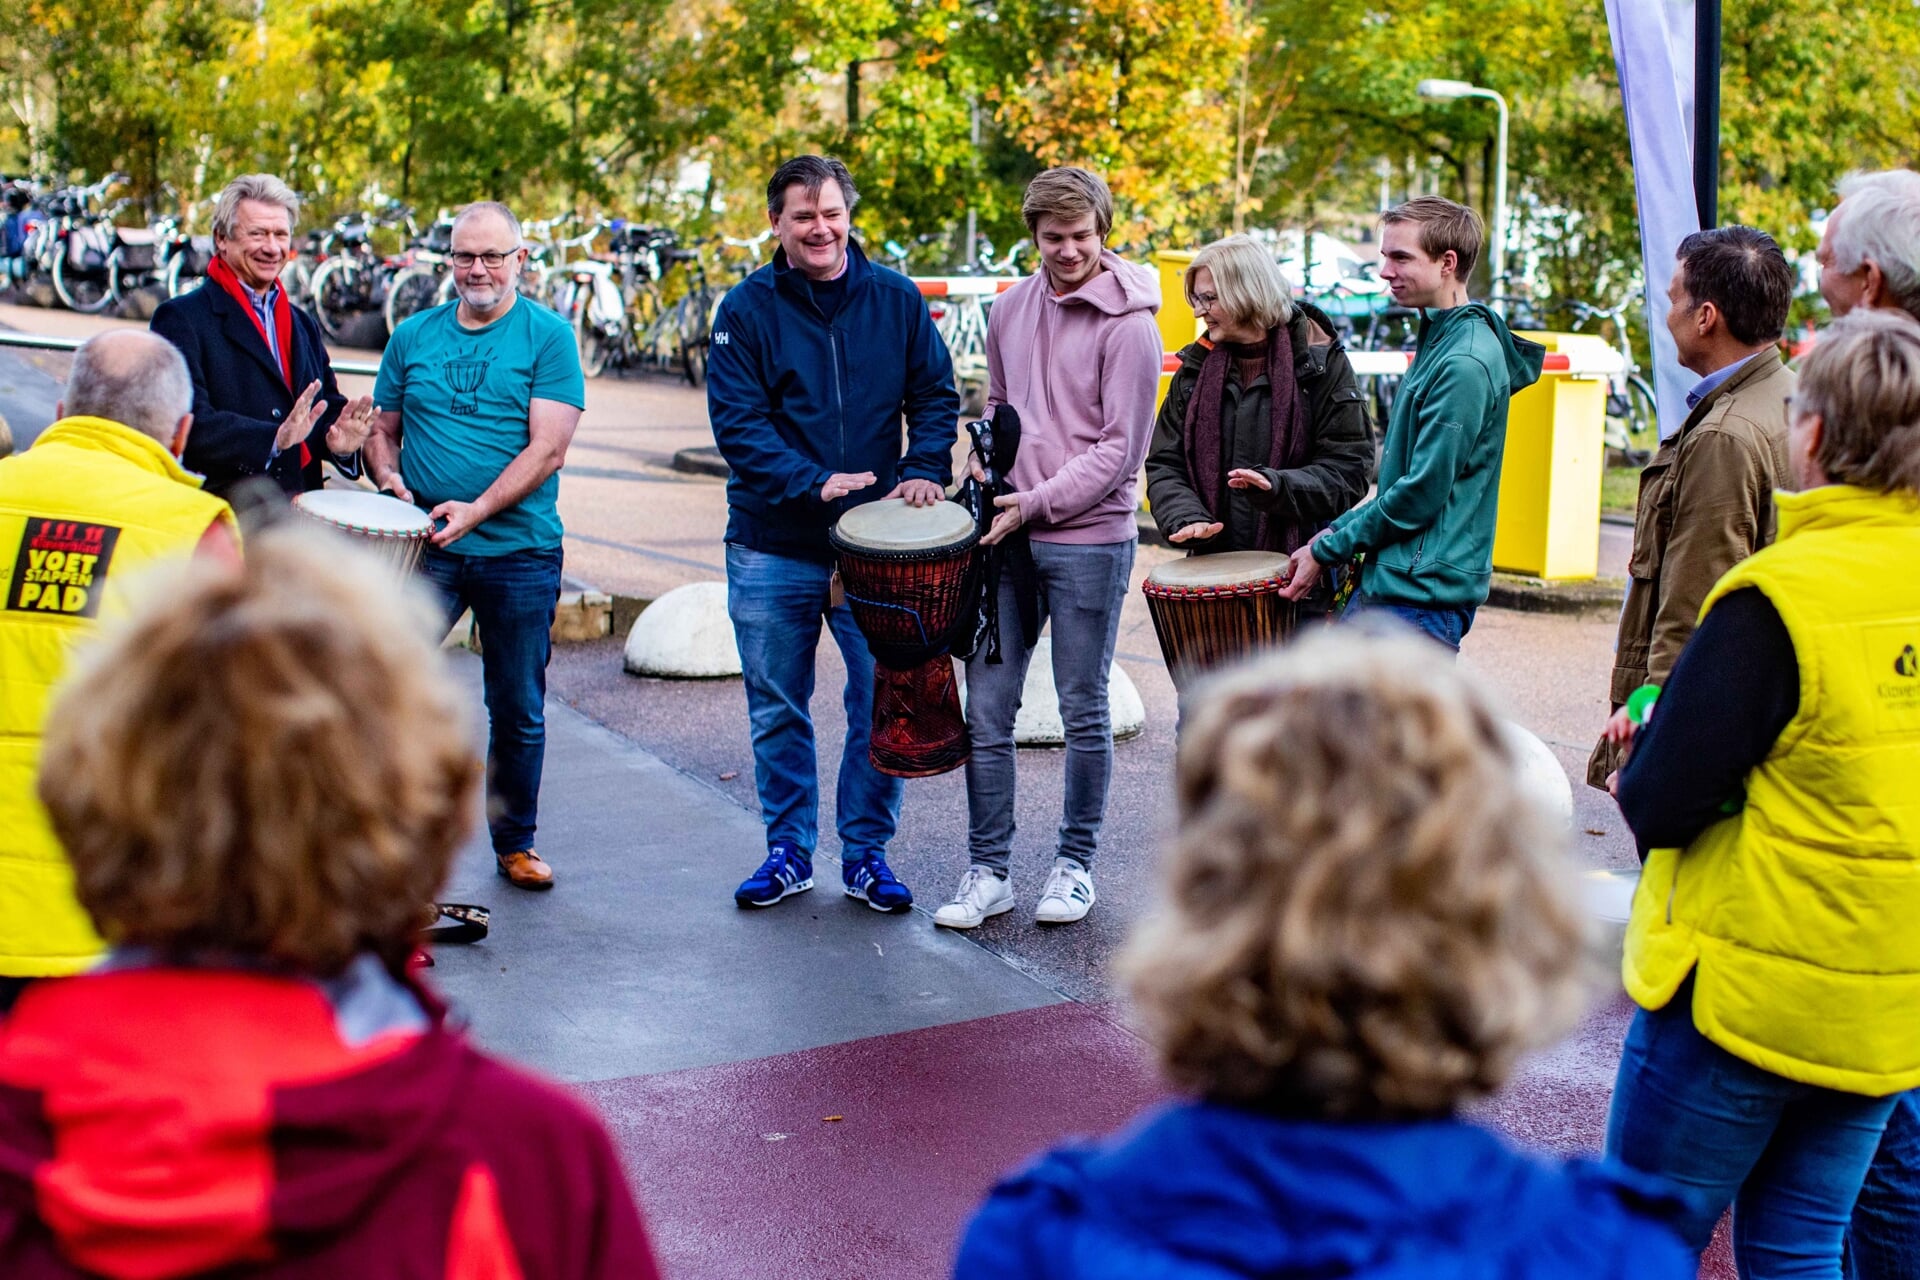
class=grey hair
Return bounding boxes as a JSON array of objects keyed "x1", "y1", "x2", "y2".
[
  {"x1": 1831, "y1": 170, "x2": 1920, "y2": 321},
  {"x1": 452, "y1": 201, "x2": 522, "y2": 247},
  {"x1": 65, "y1": 331, "x2": 193, "y2": 443},
  {"x1": 212, "y1": 174, "x2": 300, "y2": 241}
]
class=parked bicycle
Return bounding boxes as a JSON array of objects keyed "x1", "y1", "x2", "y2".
[
  {"x1": 1567, "y1": 291, "x2": 1658, "y2": 465},
  {"x1": 306, "y1": 203, "x2": 411, "y2": 342},
  {"x1": 384, "y1": 212, "x2": 455, "y2": 334}
]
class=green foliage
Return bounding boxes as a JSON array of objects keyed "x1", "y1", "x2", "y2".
[{"x1": 0, "y1": 0, "x2": 1916, "y2": 306}]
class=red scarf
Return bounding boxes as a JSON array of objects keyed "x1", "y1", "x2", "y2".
[{"x1": 207, "y1": 255, "x2": 309, "y2": 467}]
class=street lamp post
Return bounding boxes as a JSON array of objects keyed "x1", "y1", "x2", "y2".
[{"x1": 1416, "y1": 78, "x2": 1508, "y2": 303}]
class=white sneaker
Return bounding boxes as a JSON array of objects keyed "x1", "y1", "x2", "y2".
[
  {"x1": 1035, "y1": 858, "x2": 1095, "y2": 924},
  {"x1": 933, "y1": 866, "x2": 1014, "y2": 930}
]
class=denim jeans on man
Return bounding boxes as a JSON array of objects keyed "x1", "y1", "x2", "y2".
[
  {"x1": 725, "y1": 543, "x2": 902, "y2": 859},
  {"x1": 419, "y1": 544, "x2": 563, "y2": 854},
  {"x1": 1345, "y1": 591, "x2": 1476, "y2": 652},
  {"x1": 964, "y1": 539, "x2": 1133, "y2": 874},
  {"x1": 1847, "y1": 1091, "x2": 1920, "y2": 1280},
  {"x1": 1607, "y1": 974, "x2": 1901, "y2": 1277}
]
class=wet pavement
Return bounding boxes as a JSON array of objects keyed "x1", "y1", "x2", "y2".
[{"x1": 6, "y1": 302, "x2": 1733, "y2": 1278}]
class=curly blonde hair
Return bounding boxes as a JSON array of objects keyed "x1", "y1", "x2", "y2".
[
  {"x1": 1120, "y1": 631, "x2": 1592, "y2": 1118},
  {"x1": 38, "y1": 526, "x2": 479, "y2": 977}
]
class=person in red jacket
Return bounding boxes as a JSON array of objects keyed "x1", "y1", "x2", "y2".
[{"x1": 0, "y1": 528, "x2": 659, "y2": 1280}]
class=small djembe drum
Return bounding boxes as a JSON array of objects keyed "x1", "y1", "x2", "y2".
[
  {"x1": 1142, "y1": 550, "x2": 1297, "y2": 693},
  {"x1": 829, "y1": 499, "x2": 980, "y2": 778},
  {"x1": 292, "y1": 489, "x2": 435, "y2": 576}
]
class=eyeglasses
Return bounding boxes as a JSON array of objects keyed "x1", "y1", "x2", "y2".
[
  {"x1": 450, "y1": 250, "x2": 520, "y2": 269},
  {"x1": 1191, "y1": 292, "x2": 1220, "y2": 311}
]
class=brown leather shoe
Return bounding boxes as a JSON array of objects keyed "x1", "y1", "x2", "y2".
[{"x1": 495, "y1": 849, "x2": 555, "y2": 890}]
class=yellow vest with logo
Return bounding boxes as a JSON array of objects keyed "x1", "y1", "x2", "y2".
[
  {"x1": 1623, "y1": 484, "x2": 1920, "y2": 1095},
  {"x1": 0, "y1": 417, "x2": 235, "y2": 977}
]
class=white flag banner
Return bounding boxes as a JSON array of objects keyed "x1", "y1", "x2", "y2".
[{"x1": 1605, "y1": 0, "x2": 1700, "y2": 440}]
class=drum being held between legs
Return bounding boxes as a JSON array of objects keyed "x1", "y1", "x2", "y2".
[{"x1": 829, "y1": 498, "x2": 980, "y2": 778}]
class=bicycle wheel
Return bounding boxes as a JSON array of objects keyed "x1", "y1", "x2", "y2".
[
  {"x1": 309, "y1": 259, "x2": 361, "y2": 342},
  {"x1": 106, "y1": 247, "x2": 150, "y2": 310},
  {"x1": 53, "y1": 246, "x2": 112, "y2": 314},
  {"x1": 384, "y1": 266, "x2": 442, "y2": 335},
  {"x1": 164, "y1": 251, "x2": 204, "y2": 298},
  {"x1": 567, "y1": 283, "x2": 609, "y2": 378}
]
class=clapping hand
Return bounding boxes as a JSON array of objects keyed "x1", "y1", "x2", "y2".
[
  {"x1": 275, "y1": 380, "x2": 329, "y2": 454},
  {"x1": 326, "y1": 395, "x2": 379, "y2": 455}
]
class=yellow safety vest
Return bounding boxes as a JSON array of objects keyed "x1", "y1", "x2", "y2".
[
  {"x1": 1623, "y1": 484, "x2": 1920, "y2": 1095},
  {"x1": 0, "y1": 416, "x2": 235, "y2": 976}
]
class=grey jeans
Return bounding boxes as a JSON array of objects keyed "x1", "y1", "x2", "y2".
[{"x1": 964, "y1": 538, "x2": 1134, "y2": 873}]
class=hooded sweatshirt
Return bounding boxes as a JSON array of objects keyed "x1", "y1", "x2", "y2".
[
  {"x1": 953, "y1": 1103, "x2": 1695, "y2": 1280},
  {"x1": 1313, "y1": 302, "x2": 1545, "y2": 610},
  {"x1": 985, "y1": 250, "x2": 1163, "y2": 544},
  {"x1": 0, "y1": 964, "x2": 659, "y2": 1280}
]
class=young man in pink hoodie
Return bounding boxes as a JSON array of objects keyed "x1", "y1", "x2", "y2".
[{"x1": 935, "y1": 168, "x2": 1162, "y2": 930}]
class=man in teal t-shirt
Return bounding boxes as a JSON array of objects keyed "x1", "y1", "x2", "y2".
[{"x1": 367, "y1": 201, "x2": 586, "y2": 891}]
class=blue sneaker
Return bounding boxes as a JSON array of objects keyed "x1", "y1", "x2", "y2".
[
  {"x1": 843, "y1": 855, "x2": 913, "y2": 912},
  {"x1": 735, "y1": 843, "x2": 813, "y2": 908}
]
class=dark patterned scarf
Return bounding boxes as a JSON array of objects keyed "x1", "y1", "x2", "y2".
[{"x1": 1181, "y1": 323, "x2": 1311, "y2": 552}]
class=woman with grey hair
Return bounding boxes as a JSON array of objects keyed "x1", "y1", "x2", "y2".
[{"x1": 1144, "y1": 234, "x2": 1371, "y2": 615}]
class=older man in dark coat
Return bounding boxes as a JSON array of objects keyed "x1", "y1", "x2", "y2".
[{"x1": 151, "y1": 174, "x2": 374, "y2": 497}]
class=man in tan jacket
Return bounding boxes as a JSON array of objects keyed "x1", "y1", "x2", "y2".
[{"x1": 1588, "y1": 226, "x2": 1795, "y2": 788}]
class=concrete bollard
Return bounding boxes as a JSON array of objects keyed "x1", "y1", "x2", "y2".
[
  {"x1": 623, "y1": 581, "x2": 741, "y2": 678},
  {"x1": 1501, "y1": 719, "x2": 1573, "y2": 828},
  {"x1": 968, "y1": 637, "x2": 1146, "y2": 746}
]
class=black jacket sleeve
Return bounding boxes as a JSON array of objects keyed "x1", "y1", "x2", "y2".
[
  {"x1": 1616, "y1": 587, "x2": 1799, "y2": 856},
  {"x1": 1143, "y1": 364, "x2": 1216, "y2": 541},
  {"x1": 1255, "y1": 346, "x2": 1371, "y2": 526},
  {"x1": 152, "y1": 300, "x2": 280, "y2": 482}
]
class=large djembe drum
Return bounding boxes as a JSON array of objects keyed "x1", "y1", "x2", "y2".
[
  {"x1": 292, "y1": 490, "x2": 434, "y2": 575},
  {"x1": 1142, "y1": 550, "x2": 1297, "y2": 693},
  {"x1": 829, "y1": 499, "x2": 980, "y2": 778}
]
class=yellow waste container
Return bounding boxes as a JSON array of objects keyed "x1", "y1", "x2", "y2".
[
  {"x1": 1491, "y1": 332, "x2": 1611, "y2": 580},
  {"x1": 1153, "y1": 251, "x2": 1204, "y2": 409}
]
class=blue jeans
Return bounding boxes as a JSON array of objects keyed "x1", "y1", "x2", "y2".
[
  {"x1": 1848, "y1": 1091, "x2": 1920, "y2": 1279},
  {"x1": 725, "y1": 544, "x2": 902, "y2": 860},
  {"x1": 1607, "y1": 975, "x2": 1901, "y2": 1277},
  {"x1": 419, "y1": 545, "x2": 563, "y2": 855},
  {"x1": 964, "y1": 539, "x2": 1133, "y2": 874},
  {"x1": 1345, "y1": 591, "x2": 1476, "y2": 652}
]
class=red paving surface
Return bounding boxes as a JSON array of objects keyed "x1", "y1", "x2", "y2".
[
  {"x1": 585, "y1": 1002, "x2": 1164, "y2": 1280},
  {"x1": 584, "y1": 993, "x2": 1736, "y2": 1280}
]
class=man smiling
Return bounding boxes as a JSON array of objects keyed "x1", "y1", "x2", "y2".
[
  {"x1": 936, "y1": 166, "x2": 1161, "y2": 931},
  {"x1": 151, "y1": 174, "x2": 375, "y2": 498},
  {"x1": 706, "y1": 155, "x2": 959, "y2": 914},
  {"x1": 365, "y1": 201, "x2": 586, "y2": 892},
  {"x1": 1280, "y1": 196, "x2": 1543, "y2": 653}
]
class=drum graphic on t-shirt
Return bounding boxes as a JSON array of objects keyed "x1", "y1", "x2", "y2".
[{"x1": 444, "y1": 356, "x2": 490, "y2": 416}]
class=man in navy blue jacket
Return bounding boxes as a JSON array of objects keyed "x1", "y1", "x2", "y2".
[
  {"x1": 151, "y1": 175, "x2": 374, "y2": 499},
  {"x1": 707, "y1": 154, "x2": 959, "y2": 913}
]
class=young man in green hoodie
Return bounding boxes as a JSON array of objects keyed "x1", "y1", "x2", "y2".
[{"x1": 1279, "y1": 197, "x2": 1543, "y2": 651}]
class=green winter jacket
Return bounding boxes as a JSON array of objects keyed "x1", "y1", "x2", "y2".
[{"x1": 1312, "y1": 302, "x2": 1544, "y2": 609}]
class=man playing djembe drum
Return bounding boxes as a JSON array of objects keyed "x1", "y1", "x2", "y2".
[
  {"x1": 365, "y1": 201, "x2": 586, "y2": 892},
  {"x1": 706, "y1": 155, "x2": 960, "y2": 912}
]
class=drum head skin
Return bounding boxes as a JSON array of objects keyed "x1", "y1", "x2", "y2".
[
  {"x1": 833, "y1": 498, "x2": 976, "y2": 553},
  {"x1": 294, "y1": 489, "x2": 435, "y2": 536},
  {"x1": 1146, "y1": 550, "x2": 1289, "y2": 589}
]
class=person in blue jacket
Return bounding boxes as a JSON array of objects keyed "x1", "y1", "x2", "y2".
[
  {"x1": 954, "y1": 629, "x2": 1696, "y2": 1280},
  {"x1": 706, "y1": 154, "x2": 960, "y2": 913}
]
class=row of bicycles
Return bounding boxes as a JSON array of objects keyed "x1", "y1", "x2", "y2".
[{"x1": 3, "y1": 174, "x2": 217, "y2": 313}]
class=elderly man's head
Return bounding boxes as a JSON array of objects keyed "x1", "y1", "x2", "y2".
[
  {"x1": 59, "y1": 331, "x2": 194, "y2": 457},
  {"x1": 211, "y1": 174, "x2": 300, "y2": 294},
  {"x1": 448, "y1": 201, "x2": 525, "y2": 316},
  {"x1": 1818, "y1": 170, "x2": 1920, "y2": 322}
]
